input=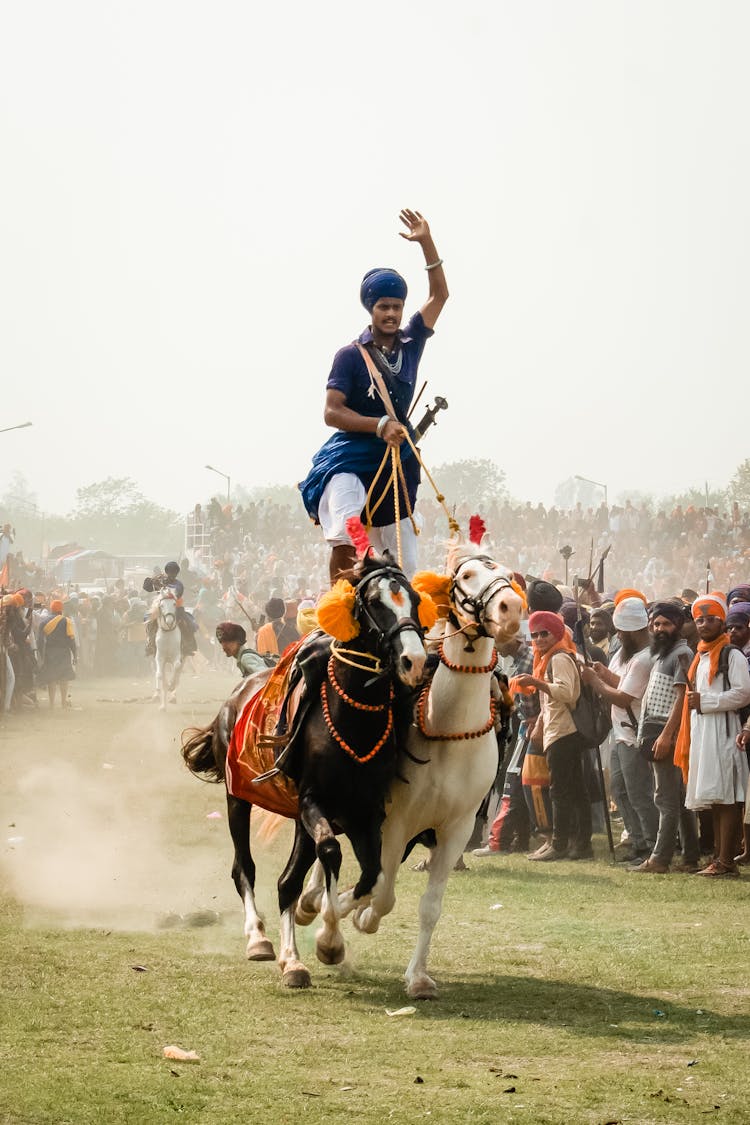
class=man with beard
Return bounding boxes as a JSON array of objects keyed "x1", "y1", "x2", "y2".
[
  {"x1": 675, "y1": 594, "x2": 750, "y2": 877},
  {"x1": 630, "y1": 602, "x2": 700, "y2": 873},
  {"x1": 581, "y1": 596, "x2": 657, "y2": 864}
]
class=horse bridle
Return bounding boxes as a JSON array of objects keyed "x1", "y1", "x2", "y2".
[
  {"x1": 450, "y1": 555, "x2": 515, "y2": 636},
  {"x1": 353, "y1": 566, "x2": 425, "y2": 671},
  {"x1": 158, "y1": 593, "x2": 178, "y2": 631}
]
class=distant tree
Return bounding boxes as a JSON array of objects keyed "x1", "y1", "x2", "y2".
[
  {"x1": 68, "y1": 477, "x2": 181, "y2": 554},
  {"x1": 70, "y1": 477, "x2": 146, "y2": 520},
  {"x1": 553, "y1": 477, "x2": 607, "y2": 510},
  {"x1": 431, "y1": 459, "x2": 508, "y2": 510},
  {"x1": 1, "y1": 471, "x2": 39, "y2": 517},
  {"x1": 728, "y1": 460, "x2": 750, "y2": 509},
  {"x1": 239, "y1": 483, "x2": 302, "y2": 509},
  {"x1": 660, "y1": 484, "x2": 729, "y2": 513},
  {"x1": 612, "y1": 490, "x2": 655, "y2": 511}
]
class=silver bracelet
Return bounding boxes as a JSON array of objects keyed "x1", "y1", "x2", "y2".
[
  {"x1": 424, "y1": 258, "x2": 443, "y2": 271},
  {"x1": 375, "y1": 415, "x2": 389, "y2": 438}
]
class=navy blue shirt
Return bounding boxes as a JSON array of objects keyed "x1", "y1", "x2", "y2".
[{"x1": 327, "y1": 312, "x2": 433, "y2": 424}]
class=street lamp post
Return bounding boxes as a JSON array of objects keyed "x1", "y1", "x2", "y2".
[
  {"x1": 0, "y1": 421, "x2": 32, "y2": 435},
  {"x1": 205, "y1": 464, "x2": 231, "y2": 503},
  {"x1": 574, "y1": 474, "x2": 608, "y2": 507}
]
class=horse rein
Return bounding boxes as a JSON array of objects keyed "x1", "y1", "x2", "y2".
[{"x1": 325, "y1": 564, "x2": 421, "y2": 762}]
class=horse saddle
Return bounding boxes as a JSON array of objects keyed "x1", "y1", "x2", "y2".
[{"x1": 225, "y1": 631, "x2": 332, "y2": 813}]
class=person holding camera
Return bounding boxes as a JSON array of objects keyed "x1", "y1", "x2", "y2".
[{"x1": 142, "y1": 561, "x2": 197, "y2": 657}]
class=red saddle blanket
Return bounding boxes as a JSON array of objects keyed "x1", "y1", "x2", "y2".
[{"x1": 225, "y1": 641, "x2": 301, "y2": 818}]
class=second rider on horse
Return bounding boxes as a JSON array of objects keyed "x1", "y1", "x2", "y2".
[{"x1": 144, "y1": 561, "x2": 198, "y2": 657}]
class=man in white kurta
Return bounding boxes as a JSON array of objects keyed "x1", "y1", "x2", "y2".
[{"x1": 684, "y1": 594, "x2": 750, "y2": 877}]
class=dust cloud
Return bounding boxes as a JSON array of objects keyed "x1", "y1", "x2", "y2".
[{"x1": 1, "y1": 680, "x2": 291, "y2": 934}]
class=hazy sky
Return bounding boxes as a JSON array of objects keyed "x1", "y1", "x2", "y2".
[{"x1": 1, "y1": 2, "x2": 748, "y2": 519}]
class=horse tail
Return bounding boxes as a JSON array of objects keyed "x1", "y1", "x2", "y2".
[
  {"x1": 254, "y1": 810, "x2": 286, "y2": 844},
  {"x1": 181, "y1": 722, "x2": 225, "y2": 783}
]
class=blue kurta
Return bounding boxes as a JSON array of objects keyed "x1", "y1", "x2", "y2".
[{"x1": 299, "y1": 312, "x2": 433, "y2": 526}]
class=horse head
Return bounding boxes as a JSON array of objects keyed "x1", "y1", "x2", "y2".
[
  {"x1": 445, "y1": 541, "x2": 525, "y2": 644},
  {"x1": 318, "y1": 551, "x2": 428, "y2": 688},
  {"x1": 154, "y1": 590, "x2": 178, "y2": 631}
]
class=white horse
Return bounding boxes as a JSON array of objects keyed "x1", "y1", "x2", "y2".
[
  {"x1": 297, "y1": 541, "x2": 525, "y2": 999},
  {"x1": 152, "y1": 591, "x2": 182, "y2": 711}
]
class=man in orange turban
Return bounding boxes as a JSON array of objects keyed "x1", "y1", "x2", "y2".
[{"x1": 675, "y1": 593, "x2": 750, "y2": 877}]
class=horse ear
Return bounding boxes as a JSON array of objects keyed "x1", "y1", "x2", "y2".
[{"x1": 316, "y1": 579, "x2": 360, "y2": 642}]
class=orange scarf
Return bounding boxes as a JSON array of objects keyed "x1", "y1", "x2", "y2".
[
  {"x1": 674, "y1": 633, "x2": 731, "y2": 782},
  {"x1": 509, "y1": 633, "x2": 578, "y2": 696}
]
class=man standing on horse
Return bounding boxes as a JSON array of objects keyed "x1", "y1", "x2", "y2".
[
  {"x1": 143, "y1": 561, "x2": 198, "y2": 657},
  {"x1": 300, "y1": 209, "x2": 448, "y2": 582}
]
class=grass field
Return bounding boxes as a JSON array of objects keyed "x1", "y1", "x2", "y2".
[{"x1": 2, "y1": 671, "x2": 749, "y2": 1124}]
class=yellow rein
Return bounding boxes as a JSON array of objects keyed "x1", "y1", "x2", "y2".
[{"x1": 363, "y1": 432, "x2": 459, "y2": 569}]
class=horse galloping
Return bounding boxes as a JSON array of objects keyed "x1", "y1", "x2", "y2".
[
  {"x1": 152, "y1": 591, "x2": 182, "y2": 710},
  {"x1": 299, "y1": 539, "x2": 525, "y2": 998},
  {"x1": 181, "y1": 548, "x2": 432, "y2": 988}
]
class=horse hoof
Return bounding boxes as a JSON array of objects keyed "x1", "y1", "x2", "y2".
[
  {"x1": 246, "y1": 939, "x2": 276, "y2": 961},
  {"x1": 159, "y1": 704, "x2": 166, "y2": 713},
  {"x1": 168, "y1": 693, "x2": 177, "y2": 703},
  {"x1": 282, "y1": 967, "x2": 312, "y2": 989},
  {"x1": 353, "y1": 907, "x2": 380, "y2": 935},
  {"x1": 406, "y1": 975, "x2": 437, "y2": 1001},
  {"x1": 315, "y1": 931, "x2": 345, "y2": 965}
]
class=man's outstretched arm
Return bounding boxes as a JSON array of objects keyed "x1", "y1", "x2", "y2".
[{"x1": 399, "y1": 209, "x2": 448, "y2": 329}]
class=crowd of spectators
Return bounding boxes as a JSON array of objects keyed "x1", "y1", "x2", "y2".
[
  {"x1": 4, "y1": 491, "x2": 750, "y2": 713},
  {"x1": 3, "y1": 490, "x2": 750, "y2": 879}
]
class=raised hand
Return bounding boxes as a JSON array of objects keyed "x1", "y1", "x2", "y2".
[{"x1": 399, "y1": 208, "x2": 430, "y2": 243}]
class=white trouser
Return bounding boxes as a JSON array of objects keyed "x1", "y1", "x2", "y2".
[{"x1": 318, "y1": 472, "x2": 419, "y2": 577}]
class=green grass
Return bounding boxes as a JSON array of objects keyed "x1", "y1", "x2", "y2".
[{"x1": 2, "y1": 675, "x2": 749, "y2": 1124}]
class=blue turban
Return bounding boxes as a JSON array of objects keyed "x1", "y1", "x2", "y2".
[
  {"x1": 360, "y1": 268, "x2": 407, "y2": 313},
  {"x1": 727, "y1": 584, "x2": 750, "y2": 606}
]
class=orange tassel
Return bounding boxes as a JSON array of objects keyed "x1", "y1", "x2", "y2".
[
  {"x1": 412, "y1": 571, "x2": 452, "y2": 619},
  {"x1": 316, "y1": 579, "x2": 360, "y2": 642},
  {"x1": 417, "y1": 592, "x2": 438, "y2": 631}
]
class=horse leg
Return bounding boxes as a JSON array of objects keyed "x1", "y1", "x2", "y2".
[
  {"x1": 349, "y1": 824, "x2": 403, "y2": 933},
  {"x1": 404, "y1": 816, "x2": 474, "y2": 1000},
  {"x1": 155, "y1": 650, "x2": 166, "y2": 711},
  {"x1": 277, "y1": 821, "x2": 317, "y2": 988},
  {"x1": 338, "y1": 823, "x2": 385, "y2": 928},
  {"x1": 168, "y1": 637, "x2": 182, "y2": 702},
  {"x1": 295, "y1": 859, "x2": 325, "y2": 925},
  {"x1": 299, "y1": 794, "x2": 345, "y2": 966},
  {"x1": 226, "y1": 793, "x2": 275, "y2": 961}
]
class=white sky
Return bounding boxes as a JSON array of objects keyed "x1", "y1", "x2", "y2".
[{"x1": 1, "y1": 2, "x2": 748, "y2": 517}]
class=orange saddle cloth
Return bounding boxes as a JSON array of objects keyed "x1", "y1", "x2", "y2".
[{"x1": 225, "y1": 641, "x2": 302, "y2": 818}]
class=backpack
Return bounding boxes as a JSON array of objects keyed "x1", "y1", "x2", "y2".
[
  {"x1": 547, "y1": 652, "x2": 612, "y2": 748},
  {"x1": 716, "y1": 642, "x2": 749, "y2": 727}
]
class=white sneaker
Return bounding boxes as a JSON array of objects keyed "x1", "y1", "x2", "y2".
[{"x1": 471, "y1": 846, "x2": 499, "y2": 858}]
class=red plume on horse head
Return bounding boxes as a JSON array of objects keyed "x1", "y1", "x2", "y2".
[
  {"x1": 346, "y1": 516, "x2": 372, "y2": 559},
  {"x1": 469, "y1": 515, "x2": 486, "y2": 546}
]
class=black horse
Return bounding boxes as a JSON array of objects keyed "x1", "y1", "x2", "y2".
[{"x1": 182, "y1": 550, "x2": 428, "y2": 987}]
